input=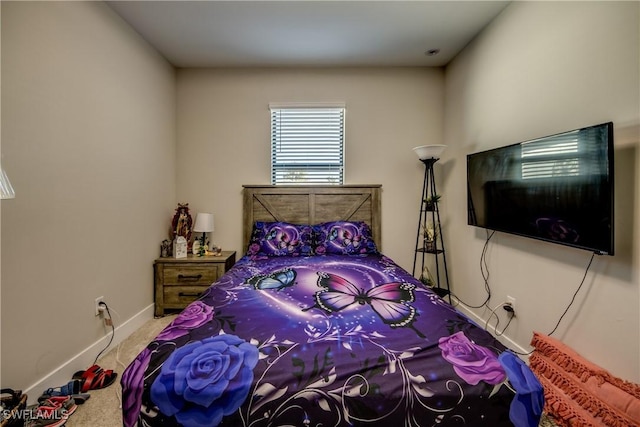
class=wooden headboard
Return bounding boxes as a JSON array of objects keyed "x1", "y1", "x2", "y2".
[{"x1": 243, "y1": 185, "x2": 382, "y2": 250}]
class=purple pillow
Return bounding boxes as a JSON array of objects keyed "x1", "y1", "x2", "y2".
[
  {"x1": 246, "y1": 222, "x2": 314, "y2": 257},
  {"x1": 312, "y1": 221, "x2": 378, "y2": 255}
]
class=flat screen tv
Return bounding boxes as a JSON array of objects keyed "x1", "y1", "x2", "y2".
[{"x1": 467, "y1": 122, "x2": 614, "y2": 255}]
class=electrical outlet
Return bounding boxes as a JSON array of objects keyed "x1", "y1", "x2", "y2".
[
  {"x1": 94, "y1": 296, "x2": 105, "y2": 316},
  {"x1": 506, "y1": 295, "x2": 516, "y2": 314}
]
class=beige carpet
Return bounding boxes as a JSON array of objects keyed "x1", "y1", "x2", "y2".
[
  {"x1": 62, "y1": 314, "x2": 558, "y2": 426},
  {"x1": 64, "y1": 314, "x2": 176, "y2": 427}
]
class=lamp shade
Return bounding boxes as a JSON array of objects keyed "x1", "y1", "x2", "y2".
[
  {"x1": 193, "y1": 213, "x2": 214, "y2": 232},
  {"x1": 0, "y1": 166, "x2": 15, "y2": 199},
  {"x1": 413, "y1": 145, "x2": 446, "y2": 160}
]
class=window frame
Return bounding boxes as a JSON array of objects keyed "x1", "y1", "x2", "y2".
[{"x1": 269, "y1": 103, "x2": 345, "y2": 185}]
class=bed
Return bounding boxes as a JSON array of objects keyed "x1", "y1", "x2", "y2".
[{"x1": 122, "y1": 185, "x2": 543, "y2": 427}]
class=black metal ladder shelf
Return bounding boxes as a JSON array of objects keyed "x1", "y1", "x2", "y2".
[{"x1": 412, "y1": 158, "x2": 451, "y2": 302}]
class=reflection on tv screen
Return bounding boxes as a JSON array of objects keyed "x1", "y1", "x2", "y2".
[{"x1": 467, "y1": 122, "x2": 614, "y2": 255}]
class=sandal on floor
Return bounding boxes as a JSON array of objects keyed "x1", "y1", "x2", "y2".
[
  {"x1": 1, "y1": 388, "x2": 23, "y2": 406},
  {"x1": 72, "y1": 364, "x2": 117, "y2": 392},
  {"x1": 27, "y1": 396, "x2": 77, "y2": 427},
  {"x1": 38, "y1": 393, "x2": 90, "y2": 405},
  {"x1": 1, "y1": 388, "x2": 27, "y2": 426},
  {"x1": 1, "y1": 388, "x2": 24, "y2": 412},
  {"x1": 42, "y1": 380, "x2": 82, "y2": 398}
]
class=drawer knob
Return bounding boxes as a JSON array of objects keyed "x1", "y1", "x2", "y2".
[{"x1": 177, "y1": 274, "x2": 203, "y2": 281}]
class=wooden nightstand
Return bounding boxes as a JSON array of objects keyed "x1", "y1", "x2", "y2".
[{"x1": 154, "y1": 251, "x2": 236, "y2": 316}]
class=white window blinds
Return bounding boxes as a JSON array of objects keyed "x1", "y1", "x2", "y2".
[{"x1": 270, "y1": 106, "x2": 345, "y2": 185}]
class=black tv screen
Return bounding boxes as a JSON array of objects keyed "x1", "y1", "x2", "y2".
[{"x1": 467, "y1": 122, "x2": 614, "y2": 255}]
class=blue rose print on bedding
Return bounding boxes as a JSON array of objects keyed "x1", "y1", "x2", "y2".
[{"x1": 150, "y1": 333, "x2": 259, "y2": 427}]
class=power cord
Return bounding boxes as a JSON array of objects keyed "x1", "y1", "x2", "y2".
[
  {"x1": 508, "y1": 251, "x2": 596, "y2": 357},
  {"x1": 496, "y1": 310, "x2": 515, "y2": 336},
  {"x1": 451, "y1": 229, "x2": 495, "y2": 309},
  {"x1": 484, "y1": 302, "x2": 504, "y2": 331},
  {"x1": 483, "y1": 300, "x2": 516, "y2": 336},
  {"x1": 96, "y1": 301, "x2": 127, "y2": 409},
  {"x1": 93, "y1": 301, "x2": 115, "y2": 365},
  {"x1": 547, "y1": 252, "x2": 596, "y2": 336},
  {"x1": 115, "y1": 342, "x2": 127, "y2": 409}
]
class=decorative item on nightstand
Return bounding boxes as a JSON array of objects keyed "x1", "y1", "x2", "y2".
[
  {"x1": 171, "y1": 203, "x2": 193, "y2": 252},
  {"x1": 193, "y1": 213, "x2": 214, "y2": 256},
  {"x1": 192, "y1": 239, "x2": 201, "y2": 256},
  {"x1": 161, "y1": 239, "x2": 172, "y2": 257},
  {"x1": 173, "y1": 236, "x2": 187, "y2": 259}
]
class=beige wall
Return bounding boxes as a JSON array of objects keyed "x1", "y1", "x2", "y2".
[
  {"x1": 444, "y1": 1, "x2": 639, "y2": 381},
  {"x1": 2, "y1": 0, "x2": 637, "y2": 395},
  {"x1": 1, "y1": 2, "x2": 176, "y2": 389},
  {"x1": 176, "y1": 68, "x2": 444, "y2": 269}
]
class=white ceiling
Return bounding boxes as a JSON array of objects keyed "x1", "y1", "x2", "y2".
[{"x1": 106, "y1": 1, "x2": 510, "y2": 68}]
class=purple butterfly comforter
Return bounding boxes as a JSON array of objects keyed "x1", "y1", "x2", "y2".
[{"x1": 122, "y1": 254, "x2": 537, "y2": 427}]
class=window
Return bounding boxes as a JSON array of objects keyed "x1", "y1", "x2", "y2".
[{"x1": 270, "y1": 105, "x2": 345, "y2": 185}]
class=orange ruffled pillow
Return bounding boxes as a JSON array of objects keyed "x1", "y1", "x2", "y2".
[{"x1": 529, "y1": 332, "x2": 640, "y2": 427}]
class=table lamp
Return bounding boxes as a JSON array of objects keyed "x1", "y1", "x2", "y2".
[{"x1": 193, "y1": 213, "x2": 214, "y2": 247}]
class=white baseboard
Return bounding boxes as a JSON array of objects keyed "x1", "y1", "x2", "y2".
[
  {"x1": 452, "y1": 300, "x2": 530, "y2": 357},
  {"x1": 23, "y1": 303, "x2": 155, "y2": 404}
]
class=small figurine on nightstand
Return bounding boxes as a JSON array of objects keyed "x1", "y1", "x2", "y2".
[
  {"x1": 161, "y1": 239, "x2": 171, "y2": 257},
  {"x1": 202, "y1": 242, "x2": 222, "y2": 256},
  {"x1": 171, "y1": 203, "x2": 193, "y2": 253}
]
